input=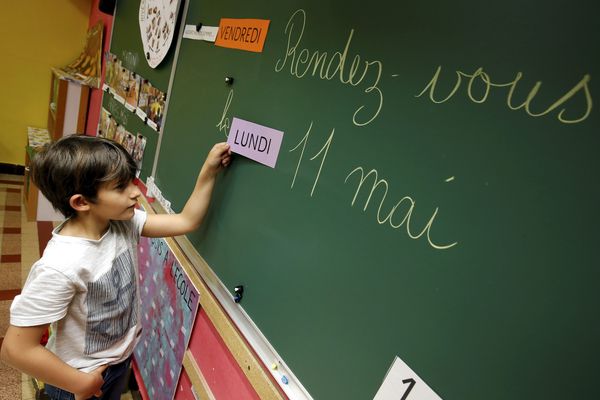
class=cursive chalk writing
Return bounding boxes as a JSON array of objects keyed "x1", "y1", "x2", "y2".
[
  {"x1": 289, "y1": 122, "x2": 335, "y2": 196},
  {"x1": 120, "y1": 50, "x2": 139, "y2": 71},
  {"x1": 275, "y1": 9, "x2": 383, "y2": 126},
  {"x1": 416, "y1": 66, "x2": 592, "y2": 124},
  {"x1": 107, "y1": 97, "x2": 129, "y2": 125},
  {"x1": 345, "y1": 166, "x2": 457, "y2": 250},
  {"x1": 216, "y1": 89, "x2": 234, "y2": 137}
]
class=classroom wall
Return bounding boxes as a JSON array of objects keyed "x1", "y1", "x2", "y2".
[
  {"x1": 85, "y1": 0, "x2": 114, "y2": 136},
  {"x1": 0, "y1": 0, "x2": 91, "y2": 166}
]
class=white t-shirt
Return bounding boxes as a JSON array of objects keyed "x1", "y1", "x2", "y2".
[{"x1": 10, "y1": 209, "x2": 147, "y2": 373}]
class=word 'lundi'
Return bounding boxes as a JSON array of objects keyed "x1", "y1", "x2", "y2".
[{"x1": 232, "y1": 129, "x2": 272, "y2": 153}]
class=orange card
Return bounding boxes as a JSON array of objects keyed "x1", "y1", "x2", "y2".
[{"x1": 215, "y1": 18, "x2": 270, "y2": 53}]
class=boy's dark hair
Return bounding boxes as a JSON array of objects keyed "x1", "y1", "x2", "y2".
[{"x1": 31, "y1": 135, "x2": 137, "y2": 218}]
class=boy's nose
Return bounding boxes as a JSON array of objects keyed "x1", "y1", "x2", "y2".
[{"x1": 129, "y1": 182, "x2": 142, "y2": 198}]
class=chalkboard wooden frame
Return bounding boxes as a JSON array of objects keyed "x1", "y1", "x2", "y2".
[{"x1": 146, "y1": 198, "x2": 291, "y2": 399}]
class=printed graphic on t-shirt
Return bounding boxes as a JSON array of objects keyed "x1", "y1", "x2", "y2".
[{"x1": 85, "y1": 249, "x2": 138, "y2": 354}]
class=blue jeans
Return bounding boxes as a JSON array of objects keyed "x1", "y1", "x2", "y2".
[{"x1": 44, "y1": 357, "x2": 131, "y2": 400}]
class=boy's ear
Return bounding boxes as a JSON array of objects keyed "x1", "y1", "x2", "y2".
[{"x1": 69, "y1": 194, "x2": 91, "y2": 212}]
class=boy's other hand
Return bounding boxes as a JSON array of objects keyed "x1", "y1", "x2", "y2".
[
  {"x1": 204, "y1": 142, "x2": 232, "y2": 174},
  {"x1": 74, "y1": 364, "x2": 107, "y2": 400}
]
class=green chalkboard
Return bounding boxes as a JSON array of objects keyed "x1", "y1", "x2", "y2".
[
  {"x1": 102, "y1": 0, "x2": 182, "y2": 181},
  {"x1": 154, "y1": 0, "x2": 599, "y2": 399},
  {"x1": 100, "y1": 95, "x2": 158, "y2": 181}
]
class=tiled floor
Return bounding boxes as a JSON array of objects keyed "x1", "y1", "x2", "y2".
[
  {"x1": 0, "y1": 173, "x2": 33, "y2": 400},
  {"x1": 0, "y1": 174, "x2": 135, "y2": 400}
]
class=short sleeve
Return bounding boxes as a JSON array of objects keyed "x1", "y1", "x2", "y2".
[
  {"x1": 10, "y1": 264, "x2": 76, "y2": 327},
  {"x1": 132, "y1": 208, "x2": 148, "y2": 242}
]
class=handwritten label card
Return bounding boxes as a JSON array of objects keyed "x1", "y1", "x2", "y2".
[
  {"x1": 227, "y1": 117, "x2": 283, "y2": 168},
  {"x1": 373, "y1": 356, "x2": 443, "y2": 400},
  {"x1": 183, "y1": 24, "x2": 219, "y2": 42},
  {"x1": 215, "y1": 18, "x2": 270, "y2": 52}
]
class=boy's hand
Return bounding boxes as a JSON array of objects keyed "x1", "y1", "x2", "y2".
[
  {"x1": 74, "y1": 364, "x2": 107, "y2": 400},
  {"x1": 203, "y1": 143, "x2": 232, "y2": 175},
  {"x1": 141, "y1": 141, "x2": 232, "y2": 238}
]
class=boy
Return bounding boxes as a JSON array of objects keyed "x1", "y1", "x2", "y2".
[{"x1": 0, "y1": 135, "x2": 231, "y2": 399}]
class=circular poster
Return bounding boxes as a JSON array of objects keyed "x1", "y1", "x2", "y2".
[{"x1": 139, "y1": 0, "x2": 180, "y2": 68}]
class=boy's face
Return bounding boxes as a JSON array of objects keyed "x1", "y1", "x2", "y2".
[{"x1": 88, "y1": 179, "x2": 141, "y2": 221}]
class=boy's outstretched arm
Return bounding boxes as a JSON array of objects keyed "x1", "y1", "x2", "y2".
[
  {"x1": 142, "y1": 142, "x2": 231, "y2": 238},
  {"x1": 1, "y1": 324, "x2": 107, "y2": 399}
]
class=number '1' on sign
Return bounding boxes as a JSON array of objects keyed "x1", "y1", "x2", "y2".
[{"x1": 373, "y1": 356, "x2": 443, "y2": 400}]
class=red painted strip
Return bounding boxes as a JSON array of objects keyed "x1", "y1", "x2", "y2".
[
  {"x1": 0, "y1": 254, "x2": 21, "y2": 263},
  {"x1": 188, "y1": 309, "x2": 262, "y2": 400},
  {"x1": 37, "y1": 221, "x2": 54, "y2": 256},
  {"x1": 174, "y1": 368, "x2": 195, "y2": 400},
  {"x1": 0, "y1": 289, "x2": 21, "y2": 301},
  {"x1": 0, "y1": 180, "x2": 23, "y2": 185},
  {"x1": 132, "y1": 358, "x2": 150, "y2": 400},
  {"x1": 134, "y1": 179, "x2": 154, "y2": 202},
  {"x1": 3, "y1": 228, "x2": 20, "y2": 234},
  {"x1": 3, "y1": 205, "x2": 20, "y2": 212}
]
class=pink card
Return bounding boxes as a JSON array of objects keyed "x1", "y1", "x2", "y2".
[{"x1": 227, "y1": 117, "x2": 284, "y2": 168}]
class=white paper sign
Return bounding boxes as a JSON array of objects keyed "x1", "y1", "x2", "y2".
[
  {"x1": 183, "y1": 24, "x2": 219, "y2": 42},
  {"x1": 113, "y1": 93, "x2": 126, "y2": 105},
  {"x1": 146, "y1": 118, "x2": 159, "y2": 131},
  {"x1": 136, "y1": 109, "x2": 148, "y2": 121},
  {"x1": 373, "y1": 357, "x2": 443, "y2": 400}
]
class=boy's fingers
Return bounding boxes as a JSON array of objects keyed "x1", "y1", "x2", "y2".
[
  {"x1": 90, "y1": 364, "x2": 108, "y2": 397},
  {"x1": 214, "y1": 144, "x2": 231, "y2": 162}
]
